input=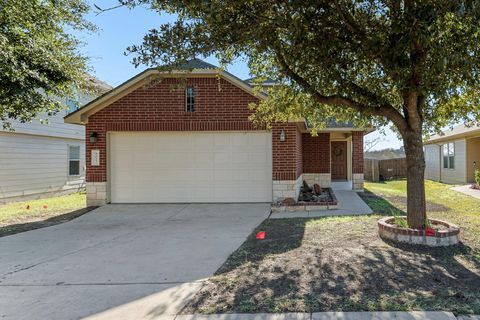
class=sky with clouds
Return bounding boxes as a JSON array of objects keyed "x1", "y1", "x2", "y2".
[{"x1": 75, "y1": 0, "x2": 403, "y2": 150}]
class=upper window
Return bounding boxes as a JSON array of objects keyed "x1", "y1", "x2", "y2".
[
  {"x1": 66, "y1": 98, "x2": 79, "y2": 114},
  {"x1": 185, "y1": 87, "x2": 195, "y2": 112},
  {"x1": 66, "y1": 90, "x2": 80, "y2": 114},
  {"x1": 443, "y1": 142, "x2": 455, "y2": 169},
  {"x1": 68, "y1": 146, "x2": 81, "y2": 176}
]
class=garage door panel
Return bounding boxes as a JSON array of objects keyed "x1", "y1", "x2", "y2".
[
  {"x1": 213, "y1": 152, "x2": 232, "y2": 167},
  {"x1": 110, "y1": 132, "x2": 272, "y2": 203},
  {"x1": 193, "y1": 170, "x2": 214, "y2": 184},
  {"x1": 193, "y1": 152, "x2": 214, "y2": 167}
]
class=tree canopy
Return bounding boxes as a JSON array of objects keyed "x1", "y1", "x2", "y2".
[
  {"x1": 109, "y1": 0, "x2": 480, "y2": 228},
  {"x1": 121, "y1": 0, "x2": 480, "y2": 135},
  {"x1": 0, "y1": 0, "x2": 95, "y2": 129}
]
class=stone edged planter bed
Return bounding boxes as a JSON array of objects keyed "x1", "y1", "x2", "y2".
[
  {"x1": 272, "y1": 187, "x2": 338, "y2": 212},
  {"x1": 378, "y1": 216, "x2": 460, "y2": 247}
]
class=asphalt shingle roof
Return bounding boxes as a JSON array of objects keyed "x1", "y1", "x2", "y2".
[{"x1": 174, "y1": 58, "x2": 219, "y2": 70}]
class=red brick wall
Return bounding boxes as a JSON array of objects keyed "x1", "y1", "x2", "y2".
[
  {"x1": 302, "y1": 133, "x2": 331, "y2": 173},
  {"x1": 296, "y1": 129, "x2": 303, "y2": 178},
  {"x1": 85, "y1": 77, "x2": 262, "y2": 182},
  {"x1": 272, "y1": 123, "x2": 303, "y2": 181},
  {"x1": 352, "y1": 131, "x2": 364, "y2": 174}
]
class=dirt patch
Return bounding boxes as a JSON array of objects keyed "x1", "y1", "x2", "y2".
[
  {"x1": 182, "y1": 216, "x2": 480, "y2": 314},
  {"x1": 0, "y1": 207, "x2": 96, "y2": 237}
]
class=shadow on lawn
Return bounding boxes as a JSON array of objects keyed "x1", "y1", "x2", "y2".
[
  {"x1": 0, "y1": 207, "x2": 96, "y2": 237},
  {"x1": 359, "y1": 188, "x2": 450, "y2": 215},
  {"x1": 185, "y1": 200, "x2": 480, "y2": 314}
]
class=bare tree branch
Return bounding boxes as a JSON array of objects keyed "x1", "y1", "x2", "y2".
[
  {"x1": 364, "y1": 136, "x2": 384, "y2": 152},
  {"x1": 94, "y1": 3, "x2": 126, "y2": 16}
]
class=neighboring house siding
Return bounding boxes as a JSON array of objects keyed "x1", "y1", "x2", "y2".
[
  {"x1": 5, "y1": 103, "x2": 86, "y2": 140},
  {"x1": 0, "y1": 132, "x2": 85, "y2": 201},
  {"x1": 425, "y1": 144, "x2": 440, "y2": 181},
  {"x1": 440, "y1": 139, "x2": 467, "y2": 184},
  {"x1": 85, "y1": 77, "x2": 263, "y2": 183},
  {"x1": 466, "y1": 137, "x2": 480, "y2": 183},
  {"x1": 0, "y1": 93, "x2": 98, "y2": 202}
]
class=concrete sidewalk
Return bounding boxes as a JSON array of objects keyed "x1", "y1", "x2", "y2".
[
  {"x1": 176, "y1": 311, "x2": 459, "y2": 320},
  {"x1": 270, "y1": 190, "x2": 373, "y2": 219},
  {"x1": 451, "y1": 184, "x2": 480, "y2": 200}
]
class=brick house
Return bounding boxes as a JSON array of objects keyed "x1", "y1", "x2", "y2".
[{"x1": 65, "y1": 60, "x2": 368, "y2": 206}]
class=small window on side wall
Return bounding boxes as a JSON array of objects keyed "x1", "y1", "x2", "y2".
[
  {"x1": 185, "y1": 87, "x2": 195, "y2": 112},
  {"x1": 442, "y1": 142, "x2": 455, "y2": 169},
  {"x1": 66, "y1": 98, "x2": 79, "y2": 114},
  {"x1": 68, "y1": 146, "x2": 81, "y2": 176}
]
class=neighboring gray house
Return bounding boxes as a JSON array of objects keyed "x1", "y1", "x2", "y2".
[
  {"x1": 424, "y1": 123, "x2": 480, "y2": 184},
  {"x1": 0, "y1": 79, "x2": 111, "y2": 203}
]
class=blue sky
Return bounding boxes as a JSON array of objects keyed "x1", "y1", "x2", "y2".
[{"x1": 76, "y1": 0, "x2": 402, "y2": 150}]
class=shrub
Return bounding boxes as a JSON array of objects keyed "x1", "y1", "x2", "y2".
[
  {"x1": 393, "y1": 211, "x2": 408, "y2": 228},
  {"x1": 475, "y1": 169, "x2": 480, "y2": 187}
]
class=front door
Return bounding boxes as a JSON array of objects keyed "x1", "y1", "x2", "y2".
[{"x1": 331, "y1": 141, "x2": 347, "y2": 180}]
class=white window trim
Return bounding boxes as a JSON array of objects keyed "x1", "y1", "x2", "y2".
[
  {"x1": 68, "y1": 145, "x2": 81, "y2": 177},
  {"x1": 185, "y1": 87, "x2": 195, "y2": 112},
  {"x1": 442, "y1": 142, "x2": 455, "y2": 170}
]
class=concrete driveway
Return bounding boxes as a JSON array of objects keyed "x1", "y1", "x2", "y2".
[{"x1": 0, "y1": 204, "x2": 270, "y2": 320}]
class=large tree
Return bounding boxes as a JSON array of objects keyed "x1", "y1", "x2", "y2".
[
  {"x1": 0, "y1": 0, "x2": 95, "y2": 129},
  {"x1": 120, "y1": 0, "x2": 480, "y2": 228}
]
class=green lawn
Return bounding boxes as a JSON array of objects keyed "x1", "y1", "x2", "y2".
[
  {"x1": 363, "y1": 180, "x2": 480, "y2": 248},
  {"x1": 183, "y1": 180, "x2": 480, "y2": 315},
  {"x1": 0, "y1": 192, "x2": 88, "y2": 236}
]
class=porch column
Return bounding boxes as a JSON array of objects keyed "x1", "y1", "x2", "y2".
[{"x1": 352, "y1": 131, "x2": 365, "y2": 191}]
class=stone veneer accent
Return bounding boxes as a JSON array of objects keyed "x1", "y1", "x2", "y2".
[
  {"x1": 86, "y1": 182, "x2": 107, "y2": 206},
  {"x1": 352, "y1": 173, "x2": 364, "y2": 191},
  {"x1": 302, "y1": 173, "x2": 331, "y2": 188},
  {"x1": 378, "y1": 217, "x2": 460, "y2": 246},
  {"x1": 272, "y1": 187, "x2": 338, "y2": 212},
  {"x1": 273, "y1": 176, "x2": 303, "y2": 203}
]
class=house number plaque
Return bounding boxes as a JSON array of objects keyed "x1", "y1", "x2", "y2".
[{"x1": 91, "y1": 149, "x2": 100, "y2": 166}]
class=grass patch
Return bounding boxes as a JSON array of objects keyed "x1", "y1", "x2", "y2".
[
  {"x1": 0, "y1": 192, "x2": 91, "y2": 237},
  {"x1": 184, "y1": 180, "x2": 480, "y2": 315}
]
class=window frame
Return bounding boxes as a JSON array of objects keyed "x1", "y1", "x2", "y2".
[
  {"x1": 66, "y1": 90, "x2": 80, "y2": 115},
  {"x1": 66, "y1": 98, "x2": 79, "y2": 115},
  {"x1": 185, "y1": 87, "x2": 195, "y2": 112},
  {"x1": 68, "y1": 145, "x2": 81, "y2": 176},
  {"x1": 442, "y1": 142, "x2": 455, "y2": 169}
]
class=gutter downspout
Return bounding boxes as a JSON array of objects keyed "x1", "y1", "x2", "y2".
[{"x1": 437, "y1": 144, "x2": 442, "y2": 182}]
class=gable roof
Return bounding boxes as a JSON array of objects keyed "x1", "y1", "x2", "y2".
[
  {"x1": 425, "y1": 123, "x2": 480, "y2": 144},
  {"x1": 65, "y1": 59, "x2": 372, "y2": 132},
  {"x1": 64, "y1": 59, "x2": 267, "y2": 125}
]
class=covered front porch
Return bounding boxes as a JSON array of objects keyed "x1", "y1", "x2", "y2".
[{"x1": 271, "y1": 122, "x2": 366, "y2": 204}]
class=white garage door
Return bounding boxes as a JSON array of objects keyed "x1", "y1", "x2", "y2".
[{"x1": 109, "y1": 131, "x2": 272, "y2": 203}]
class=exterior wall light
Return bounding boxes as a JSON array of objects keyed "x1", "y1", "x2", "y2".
[
  {"x1": 90, "y1": 132, "x2": 98, "y2": 143},
  {"x1": 279, "y1": 129, "x2": 286, "y2": 142}
]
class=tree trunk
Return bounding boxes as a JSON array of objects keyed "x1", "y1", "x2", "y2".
[{"x1": 403, "y1": 131, "x2": 427, "y2": 229}]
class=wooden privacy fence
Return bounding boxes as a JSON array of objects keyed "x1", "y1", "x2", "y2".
[{"x1": 364, "y1": 158, "x2": 407, "y2": 182}]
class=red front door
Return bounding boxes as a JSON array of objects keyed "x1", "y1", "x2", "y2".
[{"x1": 331, "y1": 141, "x2": 347, "y2": 180}]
